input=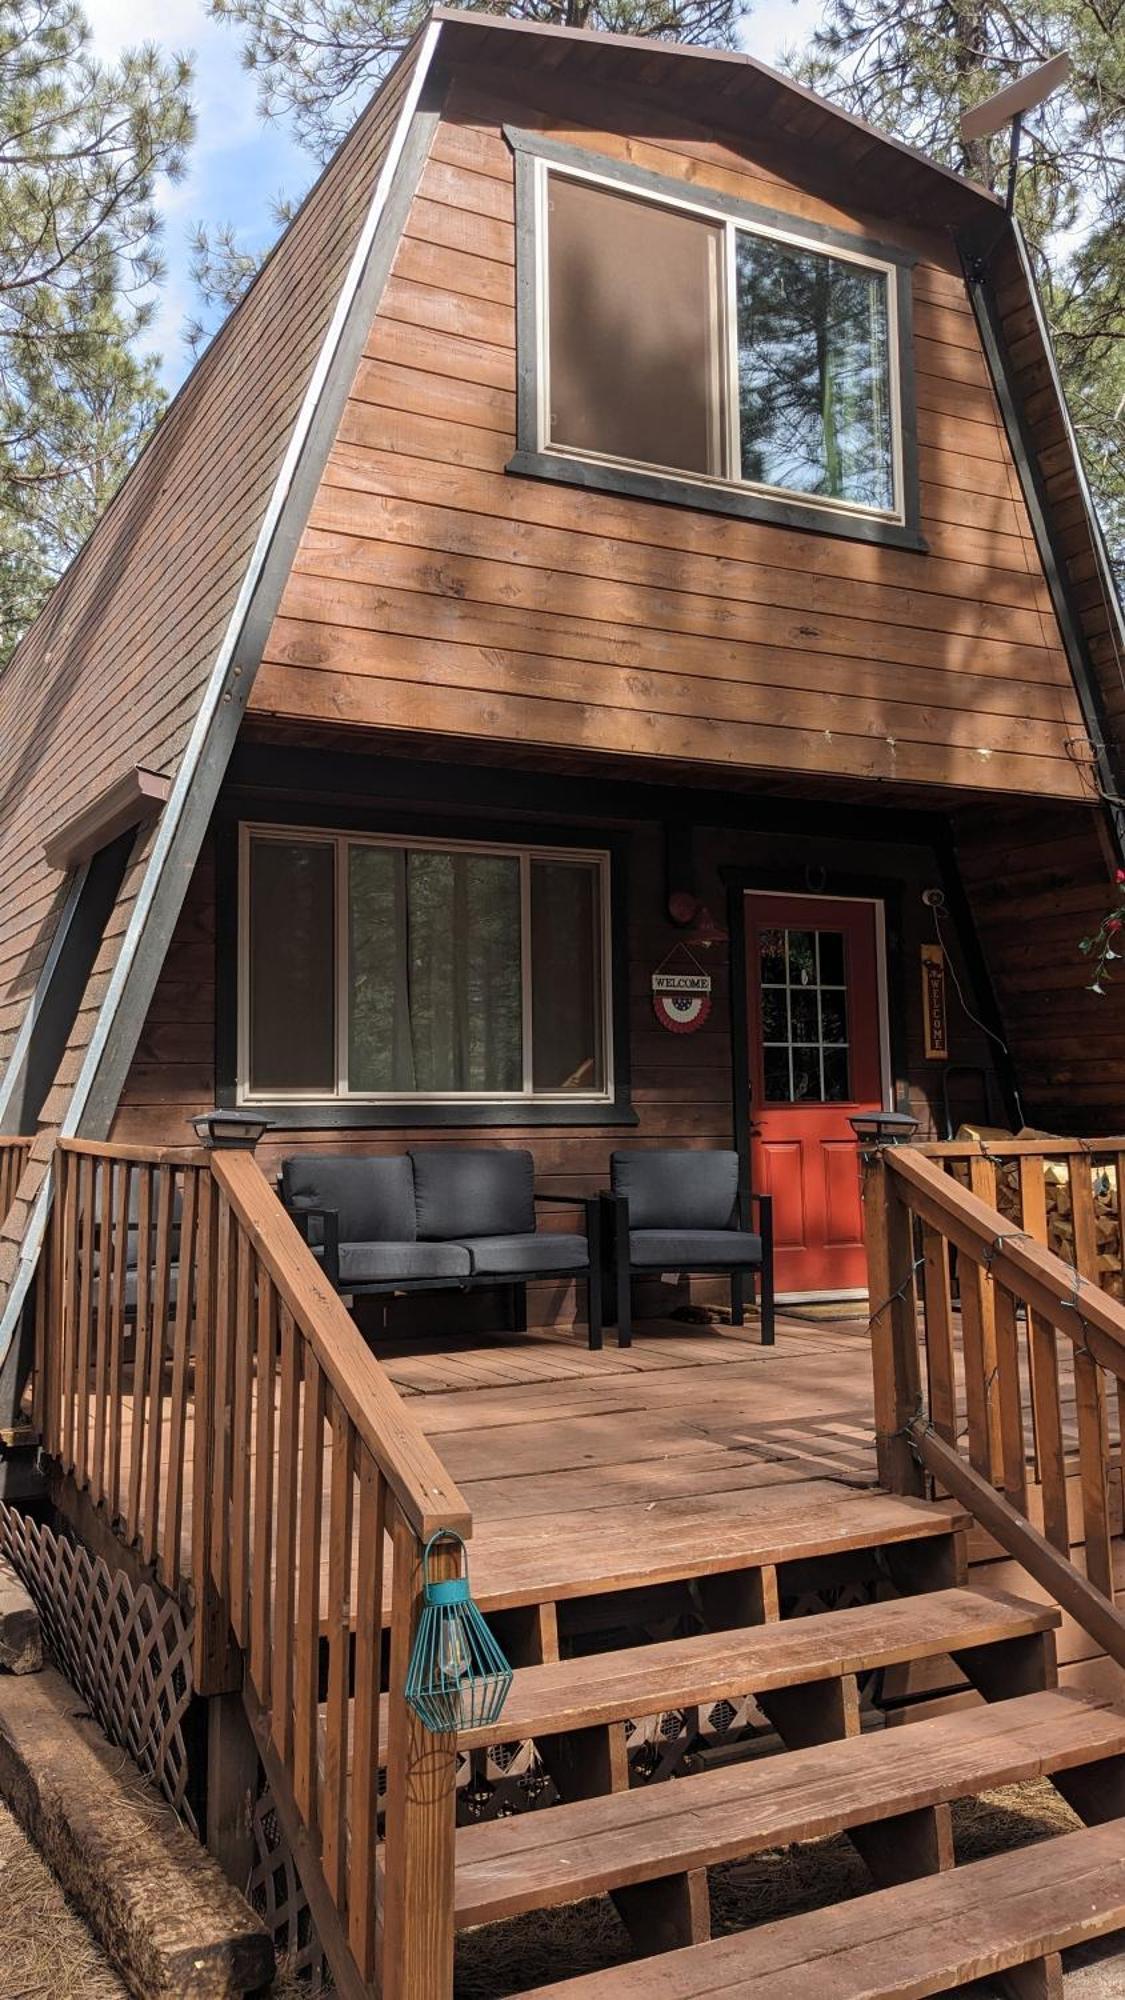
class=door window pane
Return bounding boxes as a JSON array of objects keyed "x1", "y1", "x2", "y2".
[
  {"x1": 758, "y1": 924, "x2": 854, "y2": 1104},
  {"x1": 736, "y1": 231, "x2": 894, "y2": 511},
  {"x1": 248, "y1": 838, "x2": 335, "y2": 1093},
  {"x1": 546, "y1": 174, "x2": 725, "y2": 476},
  {"x1": 531, "y1": 861, "x2": 605, "y2": 1092}
]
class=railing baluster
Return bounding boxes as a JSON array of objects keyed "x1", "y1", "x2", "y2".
[
  {"x1": 107, "y1": 1161, "x2": 131, "y2": 1524},
  {"x1": 323, "y1": 1393, "x2": 355, "y2": 1909},
  {"x1": 142, "y1": 1167, "x2": 175, "y2": 1566},
  {"x1": 162, "y1": 1168, "x2": 198, "y2": 1592},
  {"x1": 229, "y1": 1229, "x2": 255, "y2": 1648},
  {"x1": 993, "y1": 1281, "x2": 1028, "y2": 1514},
  {"x1": 964, "y1": 1156, "x2": 1003, "y2": 1483},
  {"x1": 294, "y1": 1349, "x2": 325, "y2": 1831},
  {"x1": 920, "y1": 1221, "x2": 956, "y2": 1444},
  {"x1": 90, "y1": 1158, "x2": 114, "y2": 1505},
  {"x1": 273, "y1": 1302, "x2": 301, "y2": 1766},
  {"x1": 1070, "y1": 1161, "x2": 1114, "y2": 1596},
  {"x1": 350, "y1": 1453, "x2": 386, "y2": 1983},
  {"x1": 250, "y1": 1267, "x2": 276, "y2": 1707},
  {"x1": 1017, "y1": 1156, "x2": 1070, "y2": 1553},
  {"x1": 74, "y1": 1152, "x2": 94, "y2": 1489},
  {"x1": 59, "y1": 1146, "x2": 79, "y2": 1474},
  {"x1": 126, "y1": 1166, "x2": 153, "y2": 1545}
]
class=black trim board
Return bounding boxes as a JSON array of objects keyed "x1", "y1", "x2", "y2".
[
  {"x1": 214, "y1": 799, "x2": 635, "y2": 1129},
  {"x1": 957, "y1": 216, "x2": 1125, "y2": 866},
  {"x1": 506, "y1": 123, "x2": 923, "y2": 552}
]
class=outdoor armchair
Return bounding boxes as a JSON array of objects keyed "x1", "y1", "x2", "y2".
[{"x1": 603, "y1": 1147, "x2": 774, "y2": 1349}]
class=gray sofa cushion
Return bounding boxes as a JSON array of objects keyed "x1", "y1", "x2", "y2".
[
  {"x1": 412, "y1": 1148, "x2": 535, "y2": 1240},
  {"x1": 458, "y1": 1232, "x2": 589, "y2": 1277},
  {"x1": 629, "y1": 1228, "x2": 762, "y2": 1269},
  {"x1": 336, "y1": 1240, "x2": 470, "y2": 1286},
  {"x1": 612, "y1": 1149, "x2": 740, "y2": 1231},
  {"x1": 282, "y1": 1155, "x2": 417, "y2": 1243}
]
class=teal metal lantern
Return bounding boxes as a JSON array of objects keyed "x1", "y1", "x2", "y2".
[{"x1": 404, "y1": 1531, "x2": 513, "y2": 1734}]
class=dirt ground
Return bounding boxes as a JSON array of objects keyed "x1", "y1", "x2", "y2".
[{"x1": 0, "y1": 1799, "x2": 129, "y2": 2000}]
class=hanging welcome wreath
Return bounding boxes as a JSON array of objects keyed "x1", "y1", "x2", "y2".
[
  {"x1": 1080, "y1": 868, "x2": 1125, "y2": 993},
  {"x1": 652, "y1": 942, "x2": 712, "y2": 1034}
]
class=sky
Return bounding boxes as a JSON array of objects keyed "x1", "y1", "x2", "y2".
[{"x1": 84, "y1": 0, "x2": 825, "y2": 393}]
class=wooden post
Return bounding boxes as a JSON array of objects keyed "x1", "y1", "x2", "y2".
[
  {"x1": 860, "y1": 1147, "x2": 924, "y2": 1497},
  {"x1": 382, "y1": 1501, "x2": 460, "y2": 2000},
  {"x1": 205, "y1": 1688, "x2": 260, "y2": 1893}
]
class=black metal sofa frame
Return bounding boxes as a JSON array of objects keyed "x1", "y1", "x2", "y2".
[{"x1": 280, "y1": 1147, "x2": 605, "y2": 1349}]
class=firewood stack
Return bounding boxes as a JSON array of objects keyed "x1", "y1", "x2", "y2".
[{"x1": 955, "y1": 1126, "x2": 1123, "y2": 1301}]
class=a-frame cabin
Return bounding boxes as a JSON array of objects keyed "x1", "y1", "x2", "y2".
[{"x1": 2, "y1": 13, "x2": 1125, "y2": 1997}]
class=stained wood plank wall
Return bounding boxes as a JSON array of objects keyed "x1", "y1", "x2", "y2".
[{"x1": 250, "y1": 68, "x2": 1091, "y2": 805}]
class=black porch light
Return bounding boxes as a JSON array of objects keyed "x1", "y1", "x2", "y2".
[
  {"x1": 191, "y1": 1108, "x2": 272, "y2": 1150},
  {"x1": 849, "y1": 1110, "x2": 920, "y2": 1149}
]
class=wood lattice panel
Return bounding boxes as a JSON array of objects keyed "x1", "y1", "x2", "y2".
[{"x1": 0, "y1": 1504, "x2": 196, "y2": 1834}]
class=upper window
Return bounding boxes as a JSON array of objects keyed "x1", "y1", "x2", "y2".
[
  {"x1": 239, "y1": 826, "x2": 611, "y2": 1104},
  {"x1": 510, "y1": 132, "x2": 919, "y2": 548}
]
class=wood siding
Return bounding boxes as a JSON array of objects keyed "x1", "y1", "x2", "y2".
[
  {"x1": 954, "y1": 799, "x2": 1125, "y2": 1132},
  {"x1": 251, "y1": 70, "x2": 1091, "y2": 805}
]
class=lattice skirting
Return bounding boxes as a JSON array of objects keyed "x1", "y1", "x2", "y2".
[{"x1": 0, "y1": 1503, "x2": 196, "y2": 1834}]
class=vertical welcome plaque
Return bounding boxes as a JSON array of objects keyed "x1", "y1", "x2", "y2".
[{"x1": 921, "y1": 943, "x2": 949, "y2": 1060}]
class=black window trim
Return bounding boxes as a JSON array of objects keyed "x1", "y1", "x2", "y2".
[
  {"x1": 215, "y1": 803, "x2": 636, "y2": 1130},
  {"x1": 505, "y1": 123, "x2": 924, "y2": 554}
]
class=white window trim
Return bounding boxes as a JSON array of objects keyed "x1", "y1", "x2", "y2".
[
  {"x1": 536, "y1": 154, "x2": 907, "y2": 529},
  {"x1": 237, "y1": 822, "x2": 615, "y2": 1107}
]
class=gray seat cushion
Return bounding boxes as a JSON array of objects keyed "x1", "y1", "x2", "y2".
[
  {"x1": 412, "y1": 1148, "x2": 535, "y2": 1240},
  {"x1": 457, "y1": 1233, "x2": 589, "y2": 1277},
  {"x1": 282, "y1": 1155, "x2": 417, "y2": 1243},
  {"x1": 612, "y1": 1150, "x2": 740, "y2": 1231},
  {"x1": 336, "y1": 1240, "x2": 470, "y2": 1286},
  {"x1": 629, "y1": 1228, "x2": 763, "y2": 1269}
]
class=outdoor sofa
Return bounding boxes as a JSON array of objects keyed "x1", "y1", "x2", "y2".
[
  {"x1": 603, "y1": 1147, "x2": 774, "y2": 1349},
  {"x1": 280, "y1": 1146, "x2": 604, "y2": 1348}
]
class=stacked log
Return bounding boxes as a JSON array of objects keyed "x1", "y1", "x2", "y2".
[{"x1": 956, "y1": 1126, "x2": 1123, "y2": 1301}]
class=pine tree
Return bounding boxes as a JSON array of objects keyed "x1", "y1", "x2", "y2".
[
  {"x1": 0, "y1": 0, "x2": 194, "y2": 661},
  {"x1": 793, "y1": 0, "x2": 1125, "y2": 576}
]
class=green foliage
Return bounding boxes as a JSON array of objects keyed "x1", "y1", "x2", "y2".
[
  {"x1": 209, "y1": 0, "x2": 745, "y2": 161},
  {"x1": 791, "y1": 0, "x2": 1125, "y2": 579},
  {"x1": 0, "y1": 0, "x2": 194, "y2": 662}
]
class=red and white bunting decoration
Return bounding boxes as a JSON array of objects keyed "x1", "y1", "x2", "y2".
[{"x1": 652, "y1": 969, "x2": 712, "y2": 1035}]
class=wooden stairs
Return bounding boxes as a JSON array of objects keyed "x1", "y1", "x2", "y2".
[{"x1": 350, "y1": 1483, "x2": 1125, "y2": 1998}]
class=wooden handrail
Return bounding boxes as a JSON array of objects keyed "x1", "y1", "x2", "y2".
[
  {"x1": 862, "y1": 1139, "x2": 1125, "y2": 1649},
  {"x1": 887, "y1": 1146, "x2": 1125, "y2": 1385},
  {"x1": 37, "y1": 1135, "x2": 468, "y2": 1998},
  {"x1": 211, "y1": 1151, "x2": 470, "y2": 1542}
]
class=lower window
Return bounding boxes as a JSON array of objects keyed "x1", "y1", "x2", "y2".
[{"x1": 240, "y1": 826, "x2": 611, "y2": 1103}]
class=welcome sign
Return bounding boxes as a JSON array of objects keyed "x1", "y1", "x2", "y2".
[{"x1": 652, "y1": 969, "x2": 712, "y2": 1034}]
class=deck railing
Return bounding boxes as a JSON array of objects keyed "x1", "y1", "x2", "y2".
[
  {"x1": 37, "y1": 1136, "x2": 472, "y2": 2000},
  {"x1": 862, "y1": 1139, "x2": 1125, "y2": 1673},
  {"x1": 0, "y1": 1136, "x2": 32, "y2": 1225}
]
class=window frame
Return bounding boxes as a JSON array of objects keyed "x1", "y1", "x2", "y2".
[
  {"x1": 235, "y1": 819, "x2": 617, "y2": 1111},
  {"x1": 506, "y1": 125, "x2": 923, "y2": 552}
]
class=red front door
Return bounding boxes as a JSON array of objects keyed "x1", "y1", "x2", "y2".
[{"x1": 746, "y1": 894, "x2": 886, "y2": 1295}]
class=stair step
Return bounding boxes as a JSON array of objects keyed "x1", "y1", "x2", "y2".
[
  {"x1": 455, "y1": 1486, "x2": 966, "y2": 1615},
  {"x1": 523, "y1": 1817, "x2": 1125, "y2": 1997},
  {"x1": 454, "y1": 1686, "x2": 1125, "y2": 1928},
  {"x1": 456, "y1": 1586, "x2": 1057, "y2": 1751}
]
